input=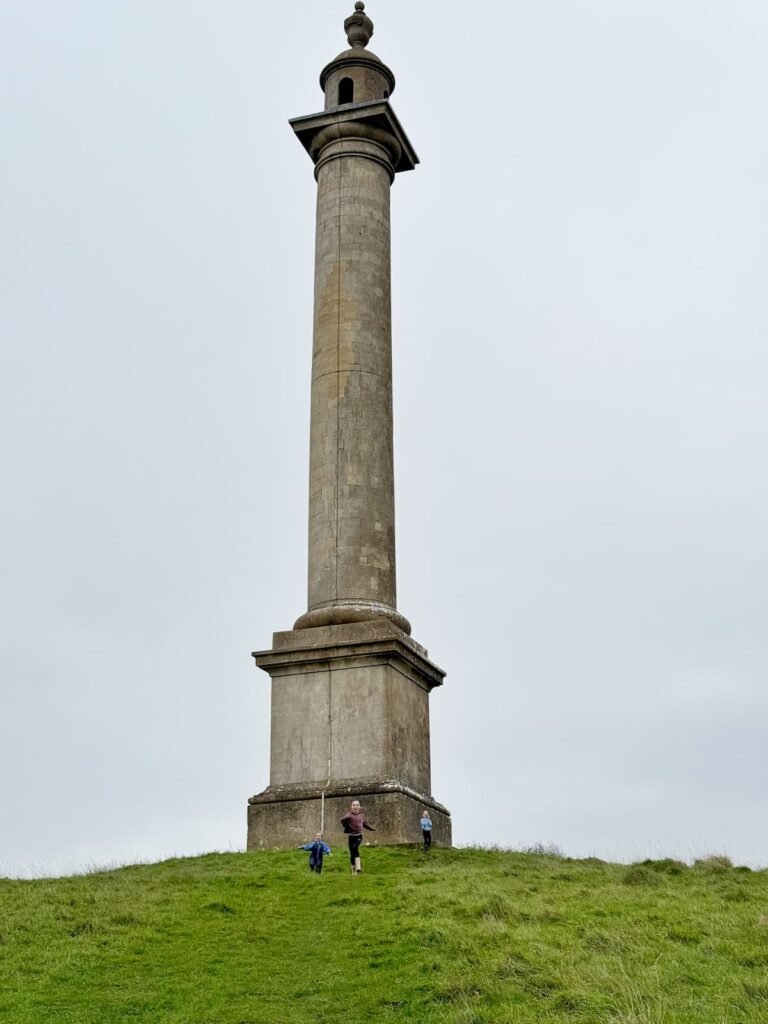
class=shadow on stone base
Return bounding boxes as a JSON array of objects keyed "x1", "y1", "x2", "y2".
[{"x1": 247, "y1": 778, "x2": 451, "y2": 849}]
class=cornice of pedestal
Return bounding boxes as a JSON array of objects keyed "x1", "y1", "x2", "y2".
[
  {"x1": 248, "y1": 777, "x2": 451, "y2": 818},
  {"x1": 290, "y1": 100, "x2": 419, "y2": 175},
  {"x1": 252, "y1": 619, "x2": 445, "y2": 692}
]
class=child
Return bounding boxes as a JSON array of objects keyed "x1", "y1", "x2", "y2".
[
  {"x1": 340, "y1": 800, "x2": 376, "y2": 874},
  {"x1": 420, "y1": 809, "x2": 433, "y2": 852},
  {"x1": 298, "y1": 833, "x2": 332, "y2": 874}
]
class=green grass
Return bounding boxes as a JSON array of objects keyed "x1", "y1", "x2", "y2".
[{"x1": 2, "y1": 847, "x2": 767, "y2": 1022}]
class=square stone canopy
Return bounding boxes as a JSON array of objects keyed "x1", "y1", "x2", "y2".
[{"x1": 290, "y1": 99, "x2": 420, "y2": 174}]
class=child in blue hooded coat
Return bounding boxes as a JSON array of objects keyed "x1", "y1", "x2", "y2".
[
  {"x1": 298, "y1": 833, "x2": 332, "y2": 873},
  {"x1": 420, "y1": 810, "x2": 433, "y2": 851}
]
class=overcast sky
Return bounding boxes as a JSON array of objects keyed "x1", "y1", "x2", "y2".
[{"x1": 1, "y1": 1, "x2": 767, "y2": 877}]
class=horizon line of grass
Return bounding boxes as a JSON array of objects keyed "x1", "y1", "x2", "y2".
[{"x1": 2, "y1": 842, "x2": 763, "y2": 882}]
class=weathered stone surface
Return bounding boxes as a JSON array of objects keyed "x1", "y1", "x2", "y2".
[
  {"x1": 301, "y1": 140, "x2": 398, "y2": 630},
  {"x1": 323, "y1": 61, "x2": 393, "y2": 110},
  {"x1": 272, "y1": 618, "x2": 429, "y2": 658},
  {"x1": 291, "y1": 102, "x2": 418, "y2": 177},
  {"x1": 248, "y1": 785, "x2": 451, "y2": 850},
  {"x1": 344, "y1": 2, "x2": 374, "y2": 51},
  {"x1": 253, "y1": 630, "x2": 443, "y2": 793}
]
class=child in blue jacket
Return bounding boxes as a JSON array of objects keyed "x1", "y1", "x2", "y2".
[
  {"x1": 420, "y1": 810, "x2": 433, "y2": 852},
  {"x1": 299, "y1": 833, "x2": 332, "y2": 873}
]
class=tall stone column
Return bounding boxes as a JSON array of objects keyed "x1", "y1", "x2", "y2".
[
  {"x1": 295, "y1": 128, "x2": 410, "y2": 633},
  {"x1": 248, "y1": 3, "x2": 451, "y2": 849}
]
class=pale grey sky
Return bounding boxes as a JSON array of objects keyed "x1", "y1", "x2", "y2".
[{"x1": 1, "y1": 1, "x2": 767, "y2": 876}]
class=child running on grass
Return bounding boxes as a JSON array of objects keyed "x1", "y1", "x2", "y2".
[
  {"x1": 298, "y1": 833, "x2": 332, "y2": 874},
  {"x1": 340, "y1": 800, "x2": 376, "y2": 874}
]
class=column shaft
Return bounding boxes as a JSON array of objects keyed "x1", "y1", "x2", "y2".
[{"x1": 296, "y1": 138, "x2": 408, "y2": 632}]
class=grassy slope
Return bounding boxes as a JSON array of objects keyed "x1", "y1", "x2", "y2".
[{"x1": 1, "y1": 847, "x2": 767, "y2": 1023}]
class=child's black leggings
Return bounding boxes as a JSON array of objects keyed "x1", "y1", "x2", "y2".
[
  {"x1": 348, "y1": 833, "x2": 363, "y2": 864},
  {"x1": 422, "y1": 829, "x2": 432, "y2": 851}
]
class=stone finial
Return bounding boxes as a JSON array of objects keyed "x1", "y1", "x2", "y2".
[{"x1": 345, "y1": 2, "x2": 373, "y2": 49}]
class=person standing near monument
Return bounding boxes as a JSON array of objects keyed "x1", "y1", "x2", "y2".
[
  {"x1": 420, "y1": 810, "x2": 433, "y2": 852},
  {"x1": 341, "y1": 800, "x2": 376, "y2": 874}
]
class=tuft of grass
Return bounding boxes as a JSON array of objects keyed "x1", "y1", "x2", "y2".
[
  {"x1": 623, "y1": 865, "x2": 659, "y2": 887},
  {"x1": 693, "y1": 854, "x2": 734, "y2": 871},
  {"x1": 518, "y1": 841, "x2": 565, "y2": 858},
  {"x1": 640, "y1": 858, "x2": 688, "y2": 875},
  {"x1": 203, "y1": 901, "x2": 236, "y2": 914},
  {"x1": 2, "y1": 847, "x2": 768, "y2": 1022}
]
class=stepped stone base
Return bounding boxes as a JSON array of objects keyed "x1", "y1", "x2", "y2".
[{"x1": 247, "y1": 779, "x2": 451, "y2": 849}]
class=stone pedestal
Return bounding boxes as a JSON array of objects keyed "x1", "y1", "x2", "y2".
[
  {"x1": 248, "y1": 783, "x2": 451, "y2": 850},
  {"x1": 248, "y1": 620, "x2": 452, "y2": 848}
]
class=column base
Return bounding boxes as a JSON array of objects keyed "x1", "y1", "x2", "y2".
[
  {"x1": 293, "y1": 600, "x2": 411, "y2": 635},
  {"x1": 247, "y1": 778, "x2": 451, "y2": 849}
]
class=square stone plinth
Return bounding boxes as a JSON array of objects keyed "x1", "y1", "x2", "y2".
[
  {"x1": 249, "y1": 619, "x2": 451, "y2": 848},
  {"x1": 248, "y1": 780, "x2": 451, "y2": 849}
]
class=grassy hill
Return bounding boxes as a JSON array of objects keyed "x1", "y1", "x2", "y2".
[{"x1": 2, "y1": 846, "x2": 767, "y2": 1023}]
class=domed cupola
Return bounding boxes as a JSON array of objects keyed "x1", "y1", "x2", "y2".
[{"x1": 320, "y1": 2, "x2": 395, "y2": 110}]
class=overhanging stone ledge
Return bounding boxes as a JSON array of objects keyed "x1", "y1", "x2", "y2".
[
  {"x1": 274, "y1": 617, "x2": 427, "y2": 656},
  {"x1": 248, "y1": 776, "x2": 450, "y2": 818},
  {"x1": 252, "y1": 633, "x2": 445, "y2": 691},
  {"x1": 290, "y1": 100, "x2": 419, "y2": 173}
]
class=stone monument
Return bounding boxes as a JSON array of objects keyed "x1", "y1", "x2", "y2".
[{"x1": 248, "y1": 3, "x2": 451, "y2": 848}]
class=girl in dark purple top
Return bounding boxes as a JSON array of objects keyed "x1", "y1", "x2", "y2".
[{"x1": 340, "y1": 799, "x2": 376, "y2": 874}]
